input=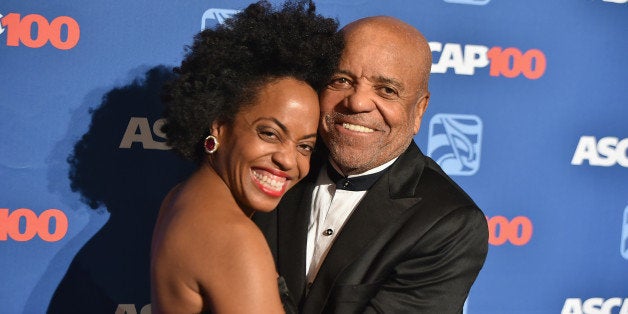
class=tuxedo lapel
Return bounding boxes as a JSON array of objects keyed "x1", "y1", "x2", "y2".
[
  {"x1": 303, "y1": 143, "x2": 426, "y2": 312},
  {"x1": 276, "y1": 159, "x2": 322, "y2": 304}
]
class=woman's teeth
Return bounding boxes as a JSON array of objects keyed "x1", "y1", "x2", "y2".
[{"x1": 253, "y1": 171, "x2": 285, "y2": 191}]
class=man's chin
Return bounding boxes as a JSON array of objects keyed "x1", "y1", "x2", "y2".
[{"x1": 330, "y1": 148, "x2": 377, "y2": 173}]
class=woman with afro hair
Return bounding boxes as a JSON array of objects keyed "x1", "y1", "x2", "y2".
[{"x1": 150, "y1": 1, "x2": 342, "y2": 313}]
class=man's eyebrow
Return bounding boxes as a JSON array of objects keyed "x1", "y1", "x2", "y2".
[
  {"x1": 336, "y1": 69, "x2": 405, "y2": 91},
  {"x1": 373, "y1": 75, "x2": 404, "y2": 91},
  {"x1": 335, "y1": 69, "x2": 354, "y2": 76}
]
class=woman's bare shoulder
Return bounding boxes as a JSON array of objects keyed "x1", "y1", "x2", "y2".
[
  {"x1": 151, "y1": 170, "x2": 283, "y2": 312},
  {"x1": 153, "y1": 183, "x2": 245, "y2": 261},
  {"x1": 153, "y1": 180, "x2": 273, "y2": 277}
]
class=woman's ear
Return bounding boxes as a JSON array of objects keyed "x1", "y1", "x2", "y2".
[{"x1": 211, "y1": 119, "x2": 228, "y2": 140}]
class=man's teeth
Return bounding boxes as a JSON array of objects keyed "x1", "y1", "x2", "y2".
[
  {"x1": 253, "y1": 171, "x2": 285, "y2": 191},
  {"x1": 343, "y1": 123, "x2": 374, "y2": 133}
]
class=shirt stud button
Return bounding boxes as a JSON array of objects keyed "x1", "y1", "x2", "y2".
[{"x1": 323, "y1": 229, "x2": 334, "y2": 236}]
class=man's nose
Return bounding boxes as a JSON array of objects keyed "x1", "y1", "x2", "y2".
[{"x1": 344, "y1": 85, "x2": 375, "y2": 113}]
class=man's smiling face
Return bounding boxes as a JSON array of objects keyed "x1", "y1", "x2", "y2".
[{"x1": 318, "y1": 18, "x2": 430, "y2": 175}]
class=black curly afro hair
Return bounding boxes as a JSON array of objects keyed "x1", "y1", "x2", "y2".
[{"x1": 161, "y1": 0, "x2": 343, "y2": 164}]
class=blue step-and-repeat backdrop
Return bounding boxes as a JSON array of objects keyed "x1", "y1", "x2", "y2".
[{"x1": 1, "y1": 0, "x2": 626, "y2": 313}]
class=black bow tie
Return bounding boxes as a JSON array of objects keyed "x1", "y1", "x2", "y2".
[{"x1": 326, "y1": 163, "x2": 385, "y2": 191}]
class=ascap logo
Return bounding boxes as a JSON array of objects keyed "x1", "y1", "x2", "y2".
[
  {"x1": 444, "y1": 0, "x2": 491, "y2": 5},
  {"x1": 0, "y1": 208, "x2": 68, "y2": 242},
  {"x1": 561, "y1": 298, "x2": 628, "y2": 314},
  {"x1": 487, "y1": 215, "x2": 533, "y2": 246},
  {"x1": 119, "y1": 117, "x2": 169, "y2": 150},
  {"x1": 429, "y1": 42, "x2": 547, "y2": 79},
  {"x1": 201, "y1": 8, "x2": 240, "y2": 30},
  {"x1": 427, "y1": 113, "x2": 482, "y2": 176},
  {"x1": 622, "y1": 206, "x2": 628, "y2": 260},
  {"x1": 116, "y1": 304, "x2": 151, "y2": 314},
  {"x1": 0, "y1": 12, "x2": 80, "y2": 50},
  {"x1": 118, "y1": 117, "x2": 170, "y2": 150},
  {"x1": 571, "y1": 136, "x2": 628, "y2": 167}
]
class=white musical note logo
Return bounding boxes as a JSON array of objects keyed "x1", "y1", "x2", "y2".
[
  {"x1": 201, "y1": 8, "x2": 241, "y2": 30},
  {"x1": 427, "y1": 113, "x2": 483, "y2": 176}
]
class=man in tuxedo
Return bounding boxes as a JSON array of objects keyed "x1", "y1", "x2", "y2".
[{"x1": 255, "y1": 15, "x2": 488, "y2": 313}]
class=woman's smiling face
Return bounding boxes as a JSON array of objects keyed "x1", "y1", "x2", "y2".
[{"x1": 212, "y1": 77, "x2": 320, "y2": 214}]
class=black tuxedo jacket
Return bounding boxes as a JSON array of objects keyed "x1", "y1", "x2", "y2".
[{"x1": 255, "y1": 142, "x2": 488, "y2": 314}]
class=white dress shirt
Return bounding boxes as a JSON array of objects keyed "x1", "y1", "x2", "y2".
[{"x1": 305, "y1": 158, "x2": 397, "y2": 285}]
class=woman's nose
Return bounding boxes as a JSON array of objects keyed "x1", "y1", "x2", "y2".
[{"x1": 271, "y1": 144, "x2": 297, "y2": 171}]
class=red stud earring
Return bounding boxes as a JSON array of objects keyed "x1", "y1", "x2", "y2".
[{"x1": 204, "y1": 135, "x2": 219, "y2": 154}]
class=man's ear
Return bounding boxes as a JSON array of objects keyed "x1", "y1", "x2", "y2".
[{"x1": 413, "y1": 92, "x2": 430, "y2": 134}]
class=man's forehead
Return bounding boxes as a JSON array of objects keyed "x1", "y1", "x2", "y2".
[{"x1": 338, "y1": 55, "x2": 417, "y2": 84}]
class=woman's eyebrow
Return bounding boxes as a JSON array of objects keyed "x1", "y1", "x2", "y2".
[{"x1": 253, "y1": 117, "x2": 317, "y2": 139}]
